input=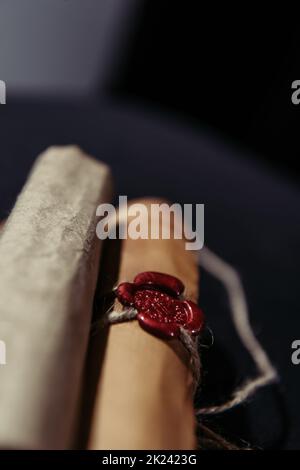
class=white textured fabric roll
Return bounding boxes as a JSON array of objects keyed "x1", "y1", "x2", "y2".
[{"x1": 0, "y1": 146, "x2": 113, "y2": 449}]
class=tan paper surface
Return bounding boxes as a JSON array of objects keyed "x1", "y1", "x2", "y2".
[{"x1": 88, "y1": 199, "x2": 199, "y2": 450}]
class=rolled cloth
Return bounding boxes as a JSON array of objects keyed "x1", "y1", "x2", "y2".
[
  {"x1": 88, "y1": 199, "x2": 200, "y2": 450},
  {"x1": 0, "y1": 146, "x2": 113, "y2": 449}
]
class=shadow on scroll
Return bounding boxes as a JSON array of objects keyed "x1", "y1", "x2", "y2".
[{"x1": 75, "y1": 237, "x2": 122, "y2": 449}]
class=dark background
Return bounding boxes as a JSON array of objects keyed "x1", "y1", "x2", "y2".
[
  {"x1": 112, "y1": 3, "x2": 300, "y2": 181},
  {"x1": 0, "y1": 0, "x2": 300, "y2": 450}
]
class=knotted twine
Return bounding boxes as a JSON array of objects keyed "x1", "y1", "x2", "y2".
[{"x1": 102, "y1": 246, "x2": 278, "y2": 415}]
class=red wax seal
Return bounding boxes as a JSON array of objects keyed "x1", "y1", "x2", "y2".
[{"x1": 116, "y1": 272, "x2": 204, "y2": 339}]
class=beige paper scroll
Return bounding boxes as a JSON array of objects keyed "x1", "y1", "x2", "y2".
[
  {"x1": 88, "y1": 199, "x2": 199, "y2": 450},
  {"x1": 0, "y1": 146, "x2": 112, "y2": 449}
]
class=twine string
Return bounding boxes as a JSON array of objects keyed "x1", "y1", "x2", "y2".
[
  {"x1": 106, "y1": 308, "x2": 201, "y2": 387},
  {"x1": 102, "y1": 245, "x2": 278, "y2": 416},
  {"x1": 197, "y1": 246, "x2": 278, "y2": 415}
]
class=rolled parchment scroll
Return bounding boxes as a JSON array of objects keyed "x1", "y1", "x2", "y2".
[
  {"x1": 0, "y1": 146, "x2": 112, "y2": 449},
  {"x1": 88, "y1": 199, "x2": 200, "y2": 450}
]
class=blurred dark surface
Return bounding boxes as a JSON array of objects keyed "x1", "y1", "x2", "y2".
[
  {"x1": 0, "y1": 0, "x2": 300, "y2": 450},
  {"x1": 112, "y1": 2, "x2": 300, "y2": 181}
]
